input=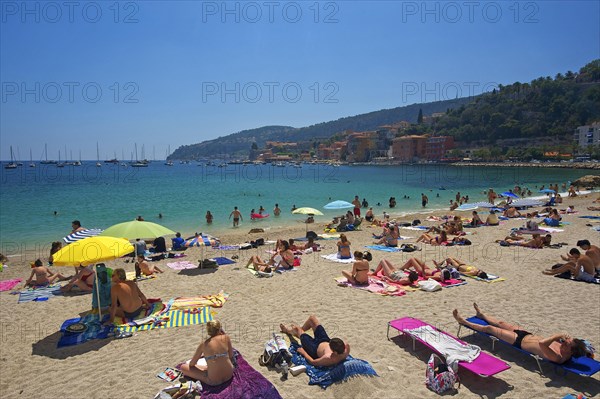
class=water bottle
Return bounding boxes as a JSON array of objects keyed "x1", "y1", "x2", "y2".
[{"x1": 280, "y1": 359, "x2": 289, "y2": 380}]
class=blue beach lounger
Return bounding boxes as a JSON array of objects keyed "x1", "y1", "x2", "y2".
[{"x1": 457, "y1": 316, "x2": 600, "y2": 377}]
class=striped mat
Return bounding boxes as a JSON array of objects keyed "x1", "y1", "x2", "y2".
[
  {"x1": 63, "y1": 228, "x2": 103, "y2": 243},
  {"x1": 115, "y1": 306, "x2": 213, "y2": 333}
]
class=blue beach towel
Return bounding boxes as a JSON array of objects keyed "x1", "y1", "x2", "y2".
[
  {"x1": 17, "y1": 284, "x2": 88, "y2": 303},
  {"x1": 289, "y1": 343, "x2": 378, "y2": 389},
  {"x1": 579, "y1": 216, "x2": 600, "y2": 220},
  {"x1": 57, "y1": 313, "x2": 113, "y2": 347},
  {"x1": 364, "y1": 245, "x2": 401, "y2": 253},
  {"x1": 212, "y1": 257, "x2": 236, "y2": 265}
]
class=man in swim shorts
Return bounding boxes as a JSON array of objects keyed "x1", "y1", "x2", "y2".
[
  {"x1": 280, "y1": 315, "x2": 350, "y2": 367},
  {"x1": 229, "y1": 206, "x2": 242, "y2": 227},
  {"x1": 352, "y1": 196, "x2": 361, "y2": 217},
  {"x1": 545, "y1": 248, "x2": 597, "y2": 282},
  {"x1": 105, "y1": 268, "x2": 149, "y2": 324}
]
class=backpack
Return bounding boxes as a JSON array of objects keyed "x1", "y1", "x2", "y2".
[
  {"x1": 425, "y1": 353, "x2": 459, "y2": 394},
  {"x1": 259, "y1": 334, "x2": 292, "y2": 377},
  {"x1": 400, "y1": 243, "x2": 418, "y2": 253}
]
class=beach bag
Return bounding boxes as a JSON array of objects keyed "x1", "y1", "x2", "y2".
[
  {"x1": 418, "y1": 278, "x2": 442, "y2": 292},
  {"x1": 259, "y1": 334, "x2": 292, "y2": 370},
  {"x1": 425, "y1": 353, "x2": 459, "y2": 394},
  {"x1": 400, "y1": 243, "x2": 418, "y2": 253},
  {"x1": 412, "y1": 219, "x2": 421, "y2": 226}
]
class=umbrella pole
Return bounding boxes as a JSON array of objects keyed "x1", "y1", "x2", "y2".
[{"x1": 95, "y1": 264, "x2": 102, "y2": 320}]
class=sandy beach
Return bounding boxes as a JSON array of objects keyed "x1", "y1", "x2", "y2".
[{"x1": 1, "y1": 194, "x2": 599, "y2": 399}]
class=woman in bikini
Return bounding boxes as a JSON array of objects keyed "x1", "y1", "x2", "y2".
[
  {"x1": 337, "y1": 234, "x2": 352, "y2": 259},
  {"x1": 25, "y1": 259, "x2": 67, "y2": 287},
  {"x1": 60, "y1": 264, "x2": 95, "y2": 292},
  {"x1": 370, "y1": 259, "x2": 419, "y2": 286},
  {"x1": 341, "y1": 251, "x2": 371, "y2": 285},
  {"x1": 179, "y1": 320, "x2": 235, "y2": 385},
  {"x1": 435, "y1": 257, "x2": 488, "y2": 279},
  {"x1": 453, "y1": 303, "x2": 592, "y2": 364},
  {"x1": 247, "y1": 240, "x2": 295, "y2": 270},
  {"x1": 416, "y1": 230, "x2": 448, "y2": 245}
]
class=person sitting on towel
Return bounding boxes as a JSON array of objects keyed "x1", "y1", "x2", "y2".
[
  {"x1": 60, "y1": 264, "x2": 95, "y2": 292},
  {"x1": 341, "y1": 251, "x2": 371, "y2": 285},
  {"x1": 179, "y1": 320, "x2": 235, "y2": 386},
  {"x1": 543, "y1": 248, "x2": 597, "y2": 282},
  {"x1": 568, "y1": 240, "x2": 600, "y2": 273},
  {"x1": 280, "y1": 315, "x2": 350, "y2": 367},
  {"x1": 172, "y1": 232, "x2": 186, "y2": 251},
  {"x1": 135, "y1": 254, "x2": 164, "y2": 276},
  {"x1": 105, "y1": 268, "x2": 149, "y2": 324},
  {"x1": 26, "y1": 259, "x2": 68, "y2": 287},
  {"x1": 453, "y1": 303, "x2": 593, "y2": 363}
]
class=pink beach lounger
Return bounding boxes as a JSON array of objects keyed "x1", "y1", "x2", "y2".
[{"x1": 387, "y1": 317, "x2": 510, "y2": 378}]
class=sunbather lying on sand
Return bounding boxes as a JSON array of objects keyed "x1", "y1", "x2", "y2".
[
  {"x1": 433, "y1": 257, "x2": 488, "y2": 279},
  {"x1": 280, "y1": 315, "x2": 350, "y2": 367},
  {"x1": 416, "y1": 230, "x2": 448, "y2": 245},
  {"x1": 25, "y1": 259, "x2": 68, "y2": 287},
  {"x1": 370, "y1": 259, "x2": 419, "y2": 285},
  {"x1": 503, "y1": 207, "x2": 522, "y2": 218},
  {"x1": 496, "y1": 233, "x2": 545, "y2": 248},
  {"x1": 453, "y1": 303, "x2": 593, "y2": 363}
]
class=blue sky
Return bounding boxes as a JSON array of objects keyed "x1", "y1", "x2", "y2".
[{"x1": 1, "y1": 0, "x2": 599, "y2": 160}]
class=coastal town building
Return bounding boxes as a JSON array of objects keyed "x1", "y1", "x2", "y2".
[{"x1": 574, "y1": 122, "x2": 600, "y2": 147}]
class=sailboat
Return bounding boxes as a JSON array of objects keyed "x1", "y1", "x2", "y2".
[
  {"x1": 165, "y1": 145, "x2": 174, "y2": 166},
  {"x1": 29, "y1": 148, "x2": 36, "y2": 167},
  {"x1": 131, "y1": 144, "x2": 148, "y2": 167},
  {"x1": 73, "y1": 150, "x2": 82, "y2": 166},
  {"x1": 57, "y1": 150, "x2": 65, "y2": 167},
  {"x1": 5, "y1": 146, "x2": 17, "y2": 169},
  {"x1": 96, "y1": 143, "x2": 102, "y2": 167},
  {"x1": 40, "y1": 144, "x2": 57, "y2": 164}
]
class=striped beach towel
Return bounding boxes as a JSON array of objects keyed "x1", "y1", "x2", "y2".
[
  {"x1": 115, "y1": 306, "x2": 213, "y2": 333},
  {"x1": 63, "y1": 228, "x2": 103, "y2": 244},
  {"x1": 18, "y1": 284, "x2": 88, "y2": 303}
]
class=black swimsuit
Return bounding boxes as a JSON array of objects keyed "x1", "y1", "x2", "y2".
[{"x1": 513, "y1": 330, "x2": 532, "y2": 349}]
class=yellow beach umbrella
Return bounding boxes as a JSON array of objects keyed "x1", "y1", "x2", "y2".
[
  {"x1": 52, "y1": 236, "x2": 134, "y2": 266},
  {"x1": 52, "y1": 236, "x2": 134, "y2": 319}
]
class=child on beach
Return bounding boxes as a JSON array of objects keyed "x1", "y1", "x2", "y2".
[{"x1": 25, "y1": 259, "x2": 67, "y2": 287}]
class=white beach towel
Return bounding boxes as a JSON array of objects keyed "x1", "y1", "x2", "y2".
[
  {"x1": 321, "y1": 254, "x2": 355, "y2": 263},
  {"x1": 405, "y1": 325, "x2": 481, "y2": 371}
]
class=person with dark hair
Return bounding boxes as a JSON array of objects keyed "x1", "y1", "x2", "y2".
[
  {"x1": 25, "y1": 259, "x2": 67, "y2": 287},
  {"x1": 371, "y1": 258, "x2": 419, "y2": 286},
  {"x1": 469, "y1": 211, "x2": 484, "y2": 227},
  {"x1": 544, "y1": 248, "x2": 596, "y2": 282},
  {"x1": 341, "y1": 251, "x2": 370, "y2": 285},
  {"x1": 435, "y1": 257, "x2": 488, "y2": 280},
  {"x1": 49, "y1": 241, "x2": 62, "y2": 265},
  {"x1": 453, "y1": 303, "x2": 594, "y2": 363},
  {"x1": 573, "y1": 239, "x2": 600, "y2": 272},
  {"x1": 61, "y1": 264, "x2": 95, "y2": 292},
  {"x1": 280, "y1": 315, "x2": 350, "y2": 367},
  {"x1": 229, "y1": 206, "x2": 242, "y2": 227},
  {"x1": 71, "y1": 220, "x2": 85, "y2": 234},
  {"x1": 152, "y1": 236, "x2": 167, "y2": 253},
  {"x1": 136, "y1": 254, "x2": 164, "y2": 276},
  {"x1": 171, "y1": 232, "x2": 185, "y2": 251}
]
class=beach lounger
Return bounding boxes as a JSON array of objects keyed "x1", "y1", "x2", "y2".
[
  {"x1": 457, "y1": 316, "x2": 600, "y2": 377},
  {"x1": 387, "y1": 317, "x2": 510, "y2": 377}
]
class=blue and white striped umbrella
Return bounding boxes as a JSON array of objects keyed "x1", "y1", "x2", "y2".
[
  {"x1": 457, "y1": 202, "x2": 494, "y2": 211},
  {"x1": 63, "y1": 228, "x2": 103, "y2": 244},
  {"x1": 511, "y1": 198, "x2": 543, "y2": 208}
]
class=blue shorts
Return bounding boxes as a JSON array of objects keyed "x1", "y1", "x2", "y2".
[{"x1": 300, "y1": 325, "x2": 330, "y2": 359}]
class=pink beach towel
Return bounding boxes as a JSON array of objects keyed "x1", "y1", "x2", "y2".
[
  {"x1": 336, "y1": 277, "x2": 405, "y2": 296},
  {"x1": 371, "y1": 269, "x2": 465, "y2": 289},
  {"x1": 0, "y1": 278, "x2": 22, "y2": 292},
  {"x1": 167, "y1": 261, "x2": 197, "y2": 270}
]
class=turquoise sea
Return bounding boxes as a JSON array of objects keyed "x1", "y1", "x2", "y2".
[{"x1": 0, "y1": 162, "x2": 592, "y2": 252}]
